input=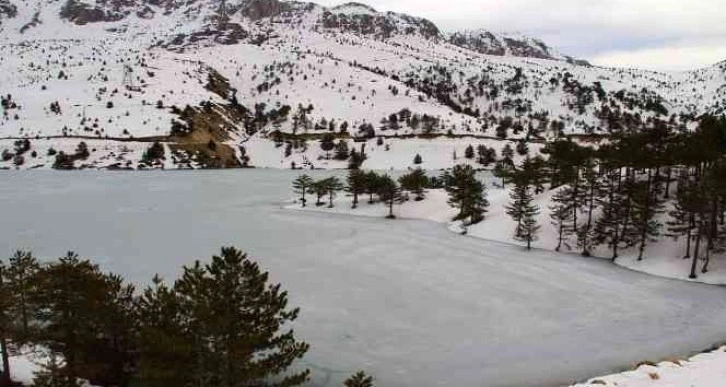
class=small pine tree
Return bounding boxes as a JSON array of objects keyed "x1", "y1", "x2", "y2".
[
  {"x1": 549, "y1": 188, "x2": 575, "y2": 252},
  {"x1": 322, "y1": 177, "x2": 344, "y2": 208},
  {"x1": 506, "y1": 176, "x2": 540, "y2": 250},
  {"x1": 666, "y1": 175, "x2": 697, "y2": 259},
  {"x1": 344, "y1": 371, "x2": 374, "y2": 387},
  {"x1": 398, "y1": 168, "x2": 429, "y2": 201},
  {"x1": 364, "y1": 171, "x2": 381, "y2": 204},
  {"x1": 347, "y1": 169, "x2": 367, "y2": 208},
  {"x1": 292, "y1": 174, "x2": 314, "y2": 207},
  {"x1": 441, "y1": 165, "x2": 489, "y2": 225},
  {"x1": 501, "y1": 143, "x2": 514, "y2": 162},
  {"x1": 6, "y1": 250, "x2": 40, "y2": 344},
  {"x1": 334, "y1": 140, "x2": 350, "y2": 161},
  {"x1": 413, "y1": 153, "x2": 422, "y2": 165},
  {"x1": 631, "y1": 171, "x2": 665, "y2": 260},
  {"x1": 576, "y1": 162, "x2": 601, "y2": 256},
  {"x1": 312, "y1": 180, "x2": 328, "y2": 206},
  {"x1": 75, "y1": 142, "x2": 89, "y2": 160},
  {"x1": 377, "y1": 175, "x2": 402, "y2": 219},
  {"x1": 320, "y1": 134, "x2": 335, "y2": 159},
  {"x1": 464, "y1": 144, "x2": 475, "y2": 159}
]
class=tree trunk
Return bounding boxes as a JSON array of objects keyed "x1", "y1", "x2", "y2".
[
  {"x1": 352, "y1": 192, "x2": 358, "y2": 209},
  {"x1": 702, "y1": 246, "x2": 711, "y2": 273},
  {"x1": 328, "y1": 190, "x2": 334, "y2": 208},
  {"x1": 637, "y1": 169, "x2": 653, "y2": 261},
  {"x1": 664, "y1": 167, "x2": 672, "y2": 199},
  {"x1": 690, "y1": 224, "x2": 702, "y2": 279},
  {"x1": 555, "y1": 222, "x2": 563, "y2": 252},
  {"x1": 301, "y1": 188, "x2": 307, "y2": 207},
  {"x1": 684, "y1": 223, "x2": 692, "y2": 259},
  {"x1": 708, "y1": 198, "x2": 718, "y2": 250},
  {"x1": 526, "y1": 234, "x2": 531, "y2": 250},
  {"x1": 0, "y1": 336, "x2": 10, "y2": 387},
  {"x1": 387, "y1": 198, "x2": 394, "y2": 219},
  {"x1": 572, "y1": 172, "x2": 579, "y2": 235},
  {"x1": 582, "y1": 182, "x2": 595, "y2": 256}
]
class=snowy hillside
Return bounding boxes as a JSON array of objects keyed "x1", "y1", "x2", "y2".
[{"x1": 0, "y1": 0, "x2": 725, "y2": 169}]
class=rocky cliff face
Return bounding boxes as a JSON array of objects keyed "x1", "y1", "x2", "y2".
[{"x1": 448, "y1": 29, "x2": 590, "y2": 65}]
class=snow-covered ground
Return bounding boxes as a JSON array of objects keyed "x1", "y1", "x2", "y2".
[
  {"x1": 573, "y1": 346, "x2": 726, "y2": 387},
  {"x1": 3, "y1": 170, "x2": 726, "y2": 387}
]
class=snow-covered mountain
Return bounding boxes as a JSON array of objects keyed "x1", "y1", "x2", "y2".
[
  {"x1": 1, "y1": 0, "x2": 725, "y2": 170},
  {"x1": 446, "y1": 29, "x2": 590, "y2": 66}
]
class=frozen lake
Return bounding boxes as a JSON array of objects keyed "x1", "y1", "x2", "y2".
[{"x1": 2, "y1": 170, "x2": 726, "y2": 387}]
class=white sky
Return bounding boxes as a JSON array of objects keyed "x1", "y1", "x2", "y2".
[{"x1": 315, "y1": 0, "x2": 726, "y2": 71}]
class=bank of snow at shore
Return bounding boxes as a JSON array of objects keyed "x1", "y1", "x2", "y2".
[
  {"x1": 286, "y1": 184, "x2": 726, "y2": 285},
  {"x1": 572, "y1": 346, "x2": 726, "y2": 387}
]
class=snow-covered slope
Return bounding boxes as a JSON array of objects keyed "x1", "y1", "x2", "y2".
[{"x1": 0, "y1": 0, "x2": 724, "y2": 169}]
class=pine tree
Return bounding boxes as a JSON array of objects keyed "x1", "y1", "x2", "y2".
[
  {"x1": 464, "y1": 144, "x2": 475, "y2": 159},
  {"x1": 172, "y1": 248, "x2": 310, "y2": 387},
  {"x1": 320, "y1": 134, "x2": 335, "y2": 159},
  {"x1": 344, "y1": 371, "x2": 374, "y2": 387},
  {"x1": 347, "y1": 169, "x2": 367, "y2": 208},
  {"x1": 348, "y1": 148, "x2": 365, "y2": 170},
  {"x1": 667, "y1": 175, "x2": 697, "y2": 259},
  {"x1": 577, "y1": 161, "x2": 601, "y2": 257},
  {"x1": 398, "y1": 168, "x2": 429, "y2": 201},
  {"x1": 377, "y1": 175, "x2": 402, "y2": 219},
  {"x1": 312, "y1": 180, "x2": 327, "y2": 206},
  {"x1": 334, "y1": 140, "x2": 350, "y2": 161},
  {"x1": 441, "y1": 165, "x2": 489, "y2": 225},
  {"x1": 501, "y1": 144, "x2": 514, "y2": 163},
  {"x1": 506, "y1": 175, "x2": 540, "y2": 250},
  {"x1": 34, "y1": 252, "x2": 137, "y2": 387},
  {"x1": 364, "y1": 171, "x2": 381, "y2": 204},
  {"x1": 549, "y1": 188, "x2": 575, "y2": 252},
  {"x1": 492, "y1": 160, "x2": 513, "y2": 187},
  {"x1": 6, "y1": 250, "x2": 40, "y2": 345},
  {"x1": 631, "y1": 170, "x2": 665, "y2": 260},
  {"x1": 594, "y1": 168, "x2": 636, "y2": 260},
  {"x1": 292, "y1": 175, "x2": 314, "y2": 207},
  {"x1": 688, "y1": 182, "x2": 711, "y2": 279},
  {"x1": 322, "y1": 177, "x2": 344, "y2": 208},
  {"x1": 137, "y1": 276, "x2": 192, "y2": 387},
  {"x1": 413, "y1": 153, "x2": 422, "y2": 165}
]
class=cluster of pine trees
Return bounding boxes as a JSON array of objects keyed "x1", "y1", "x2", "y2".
[
  {"x1": 505, "y1": 115, "x2": 726, "y2": 278},
  {"x1": 293, "y1": 165, "x2": 489, "y2": 225},
  {"x1": 292, "y1": 115, "x2": 726, "y2": 278},
  {"x1": 0, "y1": 248, "x2": 374, "y2": 387},
  {"x1": 293, "y1": 170, "x2": 419, "y2": 219}
]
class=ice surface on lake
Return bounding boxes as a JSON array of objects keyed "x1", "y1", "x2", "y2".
[{"x1": 2, "y1": 170, "x2": 726, "y2": 387}]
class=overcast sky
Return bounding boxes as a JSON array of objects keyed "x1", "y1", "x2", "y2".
[{"x1": 315, "y1": 0, "x2": 726, "y2": 71}]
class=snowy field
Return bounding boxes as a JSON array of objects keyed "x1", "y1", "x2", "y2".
[{"x1": 2, "y1": 170, "x2": 726, "y2": 387}]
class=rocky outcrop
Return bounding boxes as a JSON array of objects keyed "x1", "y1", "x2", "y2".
[{"x1": 448, "y1": 29, "x2": 590, "y2": 66}]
